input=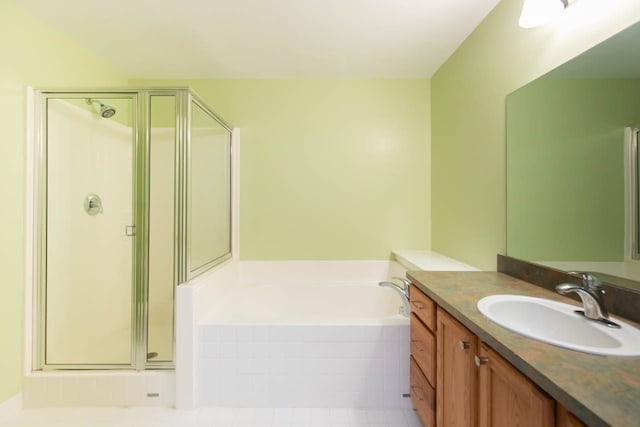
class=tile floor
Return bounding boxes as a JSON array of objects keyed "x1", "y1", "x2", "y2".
[{"x1": 3, "y1": 407, "x2": 423, "y2": 427}]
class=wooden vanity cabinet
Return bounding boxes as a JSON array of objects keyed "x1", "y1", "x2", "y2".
[
  {"x1": 477, "y1": 342, "x2": 554, "y2": 427},
  {"x1": 411, "y1": 313, "x2": 436, "y2": 386},
  {"x1": 410, "y1": 287, "x2": 437, "y2": 426},
  {"x1": 411, "y1": 355, "x2": 436, "y2": 426},
  {"x1": 410, "y1": 285, "x2": 436, "y2": 330},
  {"x1": 436, "y1": 307, "x2": 478, "y2": 427},
  {"x1": 556, "y1": 405, "x2": 587, "y2": 427},
  {"x1": 410, "y1": 285, "x2": 580, "y2": 427}
]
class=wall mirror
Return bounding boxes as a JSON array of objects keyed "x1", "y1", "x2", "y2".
[{"x1": 506, "y1": 21, "x2": 640, "y2": 292}]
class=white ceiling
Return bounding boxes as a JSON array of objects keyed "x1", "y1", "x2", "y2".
[{"x1": 15, "y1": 0, "x2": 500, "y2": 79}]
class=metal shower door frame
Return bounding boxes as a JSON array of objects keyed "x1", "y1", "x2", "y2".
[
  {"x1": 31, "y1": 87, "x2": 233, "y2": 372},
  {"x1": 32, "y1": 89, "x2": 172, "y2": 371}
]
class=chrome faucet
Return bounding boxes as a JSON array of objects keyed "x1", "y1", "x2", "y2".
[
  {"x1": 556, "y1": 271, "x2": 620, "y2": 328},
  {"x1": 379, "y1": 277, "x2": 411, "y2": 316}
]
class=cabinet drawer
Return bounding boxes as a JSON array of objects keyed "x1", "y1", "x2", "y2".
[
  {"x1": 410, "y1": 356, "x2": 436, "y2": 427},
  {"x1": 410, "y1": 286, "x2": 436, "y2": 331},
  {"x1": 410, "y1": 314, "x2": 436, "y2": 388}
]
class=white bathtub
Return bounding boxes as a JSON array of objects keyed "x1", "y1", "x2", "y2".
[{"x1": 195, "y1": 274, "x2": 411, "y2": 409}]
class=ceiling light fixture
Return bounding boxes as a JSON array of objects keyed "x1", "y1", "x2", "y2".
[{"x1": 519, "y1": 0, "x2": 572, "y2": 29}]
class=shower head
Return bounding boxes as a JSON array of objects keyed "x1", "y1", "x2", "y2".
[
  {"x1": 86, "y1": 98, "x2": 116, "y2": 118},
  {"x1": 100, "y1": 104, "x2": 116, "y2": 118}
]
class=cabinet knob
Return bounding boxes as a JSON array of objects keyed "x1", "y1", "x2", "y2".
[
  {"x1": 411, "y1": 340, "x2": 424, "y2": 352},
  {"x1": 475, "y1": 355, "x2": 489, "y2": 366},
  {"x1": 459, "y1": 341, "x2": 470, "y2": 350}
]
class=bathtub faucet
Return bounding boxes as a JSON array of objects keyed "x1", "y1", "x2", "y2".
[{"x1": 379, "y1": 277, "x2": 411, "y2": 317}]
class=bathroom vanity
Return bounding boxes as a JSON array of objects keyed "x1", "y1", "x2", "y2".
[{"x1": 407, "y1": 267, "x2": 640, "y2": 427}]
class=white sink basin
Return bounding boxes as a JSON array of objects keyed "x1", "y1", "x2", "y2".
[{"x1": 477, "y1": 294, "x2": 640, "y2": 356}]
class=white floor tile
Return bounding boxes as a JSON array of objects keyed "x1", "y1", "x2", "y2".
[
  {"x1": 309, "y1": 408, "x2": 332, "y2": 427},
  {"x1": 272, "y1": 407, "x2": 293, "y2": 424},
  {"x1": 2, "y1": 406, "x2": 423, "y2": 427},
  {"x1": 290, "y1": 407, "x2": 312, "y2": 423},
  {"x1": 404, "y1": 409, "x2": 423, "y2": 427}
]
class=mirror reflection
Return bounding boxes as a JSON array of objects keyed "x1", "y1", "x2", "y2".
[{"x1": 506, "y1": 22, "x2": 640, "y2": 291}]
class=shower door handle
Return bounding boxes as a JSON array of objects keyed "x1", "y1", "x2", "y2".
[{"x1": 125, "y1": 224, "x2": 136, "y2": 236}]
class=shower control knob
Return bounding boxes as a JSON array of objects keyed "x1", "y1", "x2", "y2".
[{"x1": 84, "y1": 194, "x2": 103, "y2": 215}]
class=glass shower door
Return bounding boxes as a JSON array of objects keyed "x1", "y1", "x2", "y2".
[
  {"x1": 43, "y1": 95, "x2": 136, "y2": 367},
  {"x1": 147, "y1": 94, "x2": 177, "y2": 364}
]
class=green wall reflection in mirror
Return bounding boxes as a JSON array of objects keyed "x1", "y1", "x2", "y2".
[{"x1": 506, "y1": 21, "x2": 640, "y2": 291}]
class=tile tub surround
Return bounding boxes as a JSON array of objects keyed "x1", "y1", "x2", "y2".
[
  {"x1": 407, "y1": 270, "x2": 640, "y2": 427},
  {"x1": 197, "y1": 324, "x2": 411, "y2": 408},
  {"x1": 178, "y1": 260, "x2": 410, "y2": 410},
  {"x1": 180, "y1": 257, "x2": 475, "y2": 410}
]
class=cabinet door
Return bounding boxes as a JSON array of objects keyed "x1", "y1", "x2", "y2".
[
  {"x1": 477, "y1": 342, "x2": 554, "y2": 427},
  {"x1": 436, "y1": 307, "x2": 477, "y2": 427},
  {"x1": 556, "y1": 404, "x2": 587, "y2": 427}
]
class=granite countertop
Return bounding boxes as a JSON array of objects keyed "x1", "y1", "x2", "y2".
[{"x1": 407, "y1": 271, "x2": 640, "y2": 427}]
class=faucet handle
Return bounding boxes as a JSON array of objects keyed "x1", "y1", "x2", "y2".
[{"x1": 568, "y1": 271, "x2": 603, "y2": 290}]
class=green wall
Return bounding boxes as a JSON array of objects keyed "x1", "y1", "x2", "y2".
[
  {"x1": 0, "y1": 0, "x2": 126, "y2": 403},
  {"x1": 507, "y1": 78, "x2": 640, "y2": 261},
  {"x1": 131, "y1": 79, "x2": 431, "y2": 260},
  {"x1": 431, "y1": 0, "x2": 640, "y2": 270}
]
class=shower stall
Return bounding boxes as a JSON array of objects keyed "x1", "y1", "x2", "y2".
[{"x1": 29, "y1": 88, "x2": 233, "y2": 372}]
